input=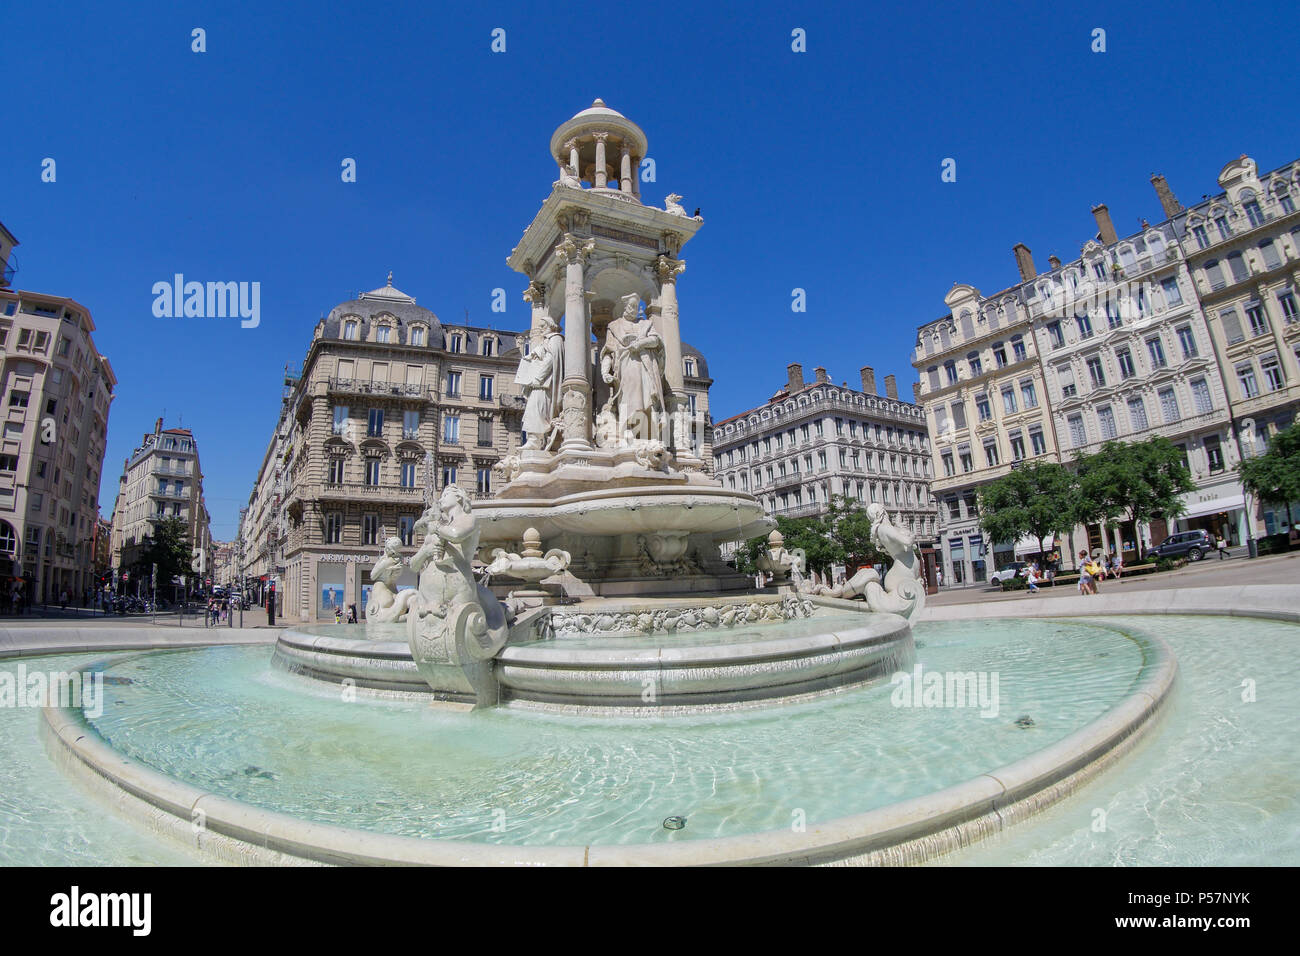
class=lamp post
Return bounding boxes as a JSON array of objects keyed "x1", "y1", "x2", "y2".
[{"x1": 1233, "y1": 418, "x2": 1259, "y2": 559}]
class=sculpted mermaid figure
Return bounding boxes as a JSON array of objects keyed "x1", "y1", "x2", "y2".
[
  {"x1": 365, "y1": 536, "x2": 418, "y2": 623},
  {"x1": 802, "y1": 504, "x2": 925, "y2": 620}
]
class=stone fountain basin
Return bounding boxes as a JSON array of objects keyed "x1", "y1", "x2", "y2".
[{"x1": 473, "y1": 485, "x2": 772, "y2": 544}]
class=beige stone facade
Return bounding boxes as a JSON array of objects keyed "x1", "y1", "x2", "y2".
[{"x1": 0, "y1": 222, "x2": 117, "y2": 604}]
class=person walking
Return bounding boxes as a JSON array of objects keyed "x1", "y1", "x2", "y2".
[
  {"x1": 1026, "y1": 563, "x2": 1041, "y2": 594},
  {"x1": 936, "y1": 567, "x2": 943, "y2": 589},
  {"x1": 1077, "y1": 550, "x2": 1093, "y2": 596},
  {"x1": 1217, "y1": 533, "x2": 1231, "y2": 560}
]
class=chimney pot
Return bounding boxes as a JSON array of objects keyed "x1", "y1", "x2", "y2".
[
  {"x1": 860, "y1": 366, "x2": 877, "y2": 395},
  {"x1": 884, "y1": 375, "x2": 898, "y2": 400},
  {"x1": 1091, "y1": 203, "x2": 1118, "y2": 246},
  {"x1": 1013, "y1": 243, "x2": 1036, "y2": 281},
  {"x1": 912, "y1": 382, "x2": 921, "y2": 402},
  {"x1": 786, "y1": 363, "x2": 804, "y2": 391},
  {"x1": 1048, "y1": 254, "x2": 1062, "y2": 270},
  {"x1": 813, "y1": 366, "x2": 828, "y2": 384}
]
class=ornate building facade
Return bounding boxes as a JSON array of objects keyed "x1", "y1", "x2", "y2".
[
  {"x1": 712, "y1": 362, "x2": 937, "y2": 543},
  {"x1": 913, "y1": 154, "x2": 1300, "y2": 584},
  {"x1": 0, "y1": 219, "x2": 117, "y2": 604}
]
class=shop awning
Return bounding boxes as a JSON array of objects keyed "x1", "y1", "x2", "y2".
[
  {"x1": 1014, "y1": 534, "x2": 1054, "y2": 555},
  {"x1": 1178, "y1": 494, "x2": 1244, "y2": 520}
]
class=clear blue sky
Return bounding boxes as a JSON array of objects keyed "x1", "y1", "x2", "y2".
[{"x1": 4, "y1": 0, "x2": 1296, "y2": 539}]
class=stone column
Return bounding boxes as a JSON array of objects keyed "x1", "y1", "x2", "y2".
[
  {"x1": 655, "y1": 255, "x2": 691, "y2": 456},
  {"x1": 555, "y1": 234, "x2": 596, "y2": 450},
  {"x1": 523, "y1": 279, "x2": 547, "y2": 336},
  {"x1": 564, "y1": 139, "x2": 580, "y2": 180},
  {"x1": 632, "y1": 157, "x2": 642, "y2": 201},
  {"x1": 620, "y1": 141, "x2": 633, "y2": 194},
  {"x1": 593, "y1": 133, "x2": 608, "y2": 188}
]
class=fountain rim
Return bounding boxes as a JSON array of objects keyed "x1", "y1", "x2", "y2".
[{"x1": 39, "y1": 617, "x2": 1181, "y2": 867}]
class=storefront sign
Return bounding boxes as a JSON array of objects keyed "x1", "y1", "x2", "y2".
[{"x1": 317, "y1": 553, "x2": 374, "y2": 563}]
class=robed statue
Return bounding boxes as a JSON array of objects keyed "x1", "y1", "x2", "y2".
[
  {"x1": 515, "y1": 313, "x2": 564, "y2": 450},
  {"x1": 599, "y1": 293, "x2": 666, "y2": 445}
]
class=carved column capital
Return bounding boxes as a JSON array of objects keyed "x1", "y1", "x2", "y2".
[
  {"x1": 555, "y1": 233, "x2": 596, "y2": 266},
  {"x1": 592, "y1": 131, "x2": 609, "y2": 143},
  {"x1": 562, "y1": 138, "x2": 579, "y2": 151},
  {"x1": 655, "y1": 255, "x2": 686, "y2": 283},
  {"x1": 522, "y1": 280, "x2": 546, "y2": 304}
]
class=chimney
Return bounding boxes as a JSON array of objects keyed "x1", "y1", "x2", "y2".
[
  {"x1": 154, "y1": 417, "x2": 163, "y2": 434},
  {"x1": 1091, "y1": 204, "x2": 1118, "y2": 245},
  {"x1": 912, "y1": 382, "x2": 921, "y2": 402},
  {"x1": 1013, "y1": 243, "x2": 1036, "y2": 281},
  {"x1": 884, "y1": 375, "x2": 898, "y2": 400},
  {"x1": 786, "y1": 363, "x2": 804, "y2": 391},
  {"x1": 1048, "y1": 254, "x2": 1062, "y2": 270},
  {"x1": 1150, "y1": 174, "x2": 1182, "y2": 218},
  {"x1": 860, "y1": 366, "x2": 877, "y2": 395},
  {"x1": 813, "y1": 366, "x2": 828, "y2": 384}
]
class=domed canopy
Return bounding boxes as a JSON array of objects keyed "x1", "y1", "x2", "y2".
[
  {"x1": 549, "y1": 99, "x2": 648, "y2": 196},
  {"x1": 359, "y1": 271, "x2": 417, "y2": 305}
]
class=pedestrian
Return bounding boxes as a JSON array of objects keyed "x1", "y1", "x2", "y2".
[
  {"x1": 1113, "y1": 551, "x2": 1124, "y2": 580},
  {"x1": 347, "y1": 603, "x2": 358, "y2": 624},
  {"x1": 1217, "y1": 533, "x2": 1231, "y2": 560},
  {"x1": 1085, "y1": 555, "x2": 1103, "y2": 594},
  {"x1": 936, "y1": 567, "x2": 943, "y2": 588},
  {"x1": 1027, "y1": 563, "x2": 1040, "y2": 594}
]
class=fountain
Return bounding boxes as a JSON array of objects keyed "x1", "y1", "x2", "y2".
[{"x1": 19, "y1": 100, "x2": 1260, "y2": 868}]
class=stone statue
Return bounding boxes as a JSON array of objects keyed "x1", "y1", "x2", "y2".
[
  {"x1": 664, "y1": 193, "x2": 688, "y2": 217},
  {"x1": 801, "y1": 505, "x2": 925, "y2": 620},
  {"x1": 515, "y1": 313, "x2": 564, "y2": 450},
  {"x1": 557, "y1": 162, "x2": 581, "y2": 188},
  {"x1": 406, "y1": 485, "x2": 510, "y2": 701},
  {"x1": 365, "y1": 536, "x2": 419, "y2": 623},
  {"x1": 599, "y1": 293, "x2": 666, "y2": 445}
]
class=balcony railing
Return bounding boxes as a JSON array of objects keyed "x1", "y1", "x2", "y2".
[
  {"x1": 318, "y1": 481, "x2": 423, "y2": 499},
  {"x1": 328, "y1": 378, "x2": 432, "y2": 399}
]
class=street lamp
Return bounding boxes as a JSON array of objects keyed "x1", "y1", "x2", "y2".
[{"x1": 1232, "y1": 418, "x2": 1259, "y2": 559}]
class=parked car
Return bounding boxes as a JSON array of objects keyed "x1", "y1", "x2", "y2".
[
  {"x1": 1148, "y1": 529, "x2": 1213, "y2": 562},
  {"x1": 989, "y1": 561, "x2": 1028, "y2": 585}
]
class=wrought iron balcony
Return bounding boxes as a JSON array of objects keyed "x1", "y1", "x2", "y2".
[{"x1": 327, "y1": 378, "x2": 433, "y2": 400}]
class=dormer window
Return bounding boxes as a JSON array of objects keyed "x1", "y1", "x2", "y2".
[
  {"x1": 376, "y1": 325, "x2": 391, "y2": 344},
  {"x1": 410, "y1": 326, "x2": 425, "y2": 347},
  {"x1": 481, "y1": 337, "x2": 495, "y2": 357},
  {"x1": 343, "y1": 320, "x2": 358, "y2": 341},
  {"x1": 684, "y1": 357, "x2": 696, "y2": 377},
  {"x1": 448, "y1": 333, "x2": 463, "y2": 353}
]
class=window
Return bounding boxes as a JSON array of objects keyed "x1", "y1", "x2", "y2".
[
  {"x1": 400, "y1": 460, "x2": 416, "y2": 487},
  {"x1": 0, "y1": 454, "x2": 16, "y2": 471},
  {"x1": 1278, "y1": 186, "x2": 1297, "y2": 214},
  {"x1": 362, "y1": 514, "x2": 379, "y2": 545},
  {"x1": 8, "y1": 390, "x2": 28, "y2": 407},
  {"x1": 367, "y1": 408, "x2": 384, "y2": 437},
  {"x1": 1001, "y1": 387, "x2": 1018, "y2": 415},
  {"x1": 1075, "y1": 313, "x2": 1094, "y2": 340},
  {"x1": 1161, "y1": 277, "x2": 1182, "y2": 307},
  {"x1": 983, "y1": 441, "x2": 1000, "y2": 467},
  {"x1": 1086, "y1": 356, "x2": 1106, "y2": 389},
  {"x1": 1215, "y1": 215, "x2": 1232, "y2": 241},
  {"x1": 1158, "y1": 387, "x2": 1180, "y2": 424},
  {"x1": 684, "y1": 357, "x2": 696, "y2": 377},
  {"x1": 481, "y1": 337, "x2": 495, "y2": 357},
  {"x1": 1205, "y1": 435, "x2": 1225, "y2": 472},
  {"x1": 976, "y1": 394, "x2": 992, "y2": 422},
  {"x1": 1206, "y1": 260, "x2": 1226, "y2": 290},
  {"x1": 411, "y1": 326, "x2": 425, "y2": 346},
  {"x1": 343, "y1": 320, "x2": 358, "y2": 340},
  {"x1": 448, "y1": 333, "x2": 463, "y2": 353},
  {"x1": 399, "y1": 516, "x2": 415, "y2": 547},
  {"x1": 1192, "y1": 224, "x2": 1210, "y2": 249},
  {"x1": 1245, "y1": 303, "x2": 1269, "y2": 338},
  {"x1": 959, "y1": 448, "x2": 973, "y2": 473},
  {"x1": 327, "y1": 458, "x2": 345, "y2": 483},
  {"x1": 1261, "y1": 354, "x2": 1285, "y2": 392},
  {"x1": 477, "y1": 415, "x2": 492, "y2": 447},
  {"x1": 1029, "y1": 427, "x2": 1047, "y2": 456},
  {"x1": 442, "y1": 464, "x2": 457, "y2": 488},
  {"x1": 1227, "y1": 252, "x2": 1249, "y2": 283},
  {"x1": 445, "y1": 371, "x2": 461, "y2": 396},
  {"x1": 477, "y1": 468, "x2": 491, "y2": 495},
  {"x1": 375, "y1": 325, "x2": 390, "y2": 344},
  {"x1": 950, "y1": 401, "x2": 966, "y2": 429},
  {"x1": 478, "y1": 375, "x2": 494, "y2": 400},
  {"x1": 1190, "y1": 378, "x2": 1213, "y2": 414},
  {"x1": 443, "y1": 414, "x2": 460, "y2": 443},
  {"x1": 1260, "y1": 240, "x2": 1282, "y2": 270},
  {"x1": 1097, "y1": 405, "x2": 1117, "y2": 439},
  {"x1": 403, "y1": 409, "x2": 420, "y2": 440},
  {"x1": 1058, "y1": 365, "x2": 1076, "y2": 399},
  {"x1": 1236, "y1": 362, "x2": 1259, "y2": 398},
  {"x1": 992, "y1": 343, "x2": 1007, "y2": 368},
  {"x1": 814, "y1": 420, "x2": 824, "y2": 437},
  {"x1": 944, "y1": 361, "x2": 958, "y2": 385},
  {"x1": 1104, "y1": 298, "x2": 1122, "y2": 329},
  {"x1": 1012, "y1": 336, "x2": 1027, "y2": 362},
  {"x1": 1279, "y1": 290, "x2": 1298, "y2": 323},
  {"x1": 1009, "y1": 431, "x2": 1026, "y2": 461},
  {"x1": 1244, "y1": 199, "x2": 1265, "y2": 227},
  {"x1": 364, "y1": 458, "x2": 381, "y2": 485},
  {"x1": 16, "y1": 329, "x2": 30, "y2": 347},
  {"x1": 1176, "y1": 325, "x2": 1198, "y2": 359},
  {"x1": 326, "y1": 513, "x2": 342, "y2": 544},
  {"x1": 1127, "y1": 397, "x2": 1148, "y2": 432},
  {"x1": 1068, "y1": 414, "x2": 1086, "y2": 448},
  {"x1": 1220, "y1": 308, "x2": 1245, "y2": 344},
  {"x1": 1020, "y1": 380, "x2": 1038, "y2": 408},
  {"x1": 332, "y1": 405, "x2": 349, "y2": 435},
  {"x1": 33, "y1": 331, "x2": 49, "y2": 351},
  {"x1": 818, "y1": 451, "x2": 827, "y2": 471},
  {"x1": 1117, "y1": 347, "x2": 1136, "y2": 379},
  {"x1": 946, "y1": 496, "x2": 961, "y2": 520},
  {"x1": 1146, "y1": 337, "x2": 1167, "y2": 369},
  {"x1": 1047, "y1": 321, "x2": 1064, "y2": 348},
  {"x1": 942, "y1": 452, "x2": 955, "y2": 477}
]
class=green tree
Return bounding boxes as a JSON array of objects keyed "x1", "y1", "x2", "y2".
[
  {"x1": 824, "y1": 495, "x2": 885, "y2": 568},
  {"x1": 1238, "y1": 422, "x2": 1300, "y2": 514},
  {"x1": 977, "y1": 461, "x2": 1078, "y2": 565},
  {"x1": 1074, "y1": 437, "x2": 1194, "y2": 560},
  {"x1": 138, "y1": 517, "x2": 192, "y2": 585}
]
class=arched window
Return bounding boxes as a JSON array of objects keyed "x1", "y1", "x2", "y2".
[
  {"x1": 410, "y1": 326, "x2": 425, "y2": 347},
  {"x1": 1273, "y1": 180, "x2": 1296, "y2": 214},
  {"x1": 0, "y1": 521, "x2": 15, "y2": 555},
  {"x1": 343, "y1": 320, "x2": 358, "y2": 340}
]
